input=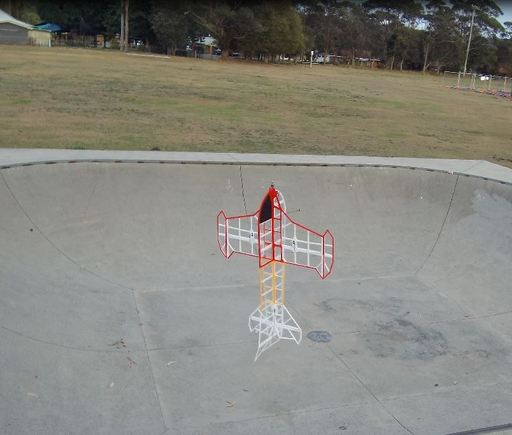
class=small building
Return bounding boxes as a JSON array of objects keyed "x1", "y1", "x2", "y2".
[
  {"x1": 0, "y1": 9, "x2": 51, "y2": 46},
  {"x1": 194, "y1": 35, "x2": 217, "y2": 55},
  {"x1": 0, "y1": 8, "x2": 32, "y2": 44},
  {"x1": 28, "y1": 28, "x2": 51, "y2": 46}
]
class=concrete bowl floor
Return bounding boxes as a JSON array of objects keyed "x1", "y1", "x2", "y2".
[{"x1": 1, "y1": 162, "x2": 512, "y2": 435}]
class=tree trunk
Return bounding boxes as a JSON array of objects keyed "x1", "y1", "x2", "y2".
[
  {"x1": 120, "y1": 0, "x2": 124, "y2": 51},
  {"x1": 390, "y1": 55, "x2": 395, "y2": 70},
  {"x1": 400, "y1": 59, "x2": 404, "y2": 71}
]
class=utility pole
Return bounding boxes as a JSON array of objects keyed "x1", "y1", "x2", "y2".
[{"x1": 463, "y1": 6, "x2": 476, "y2": 76}]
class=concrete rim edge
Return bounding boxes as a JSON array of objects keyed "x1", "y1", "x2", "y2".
[{"x1": 0, "y1": 149, "x2": 511, "y2": 186}]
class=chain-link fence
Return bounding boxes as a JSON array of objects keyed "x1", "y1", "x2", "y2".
[{"x1": 443, "y1": 71, "x2": 512, "y2": 98}]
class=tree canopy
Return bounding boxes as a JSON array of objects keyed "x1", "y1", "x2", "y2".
[{"x1": 2, "y1": 0, "x2": 511, "y2": 74}]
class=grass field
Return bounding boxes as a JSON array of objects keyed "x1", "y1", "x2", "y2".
[{"x1": 1, "y1": 45, "x2": 511, "y2": 165}]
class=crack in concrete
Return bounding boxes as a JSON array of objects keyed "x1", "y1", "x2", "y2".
[{"x1": 415, "y1": 174, "x2": 459, "y2": 275}]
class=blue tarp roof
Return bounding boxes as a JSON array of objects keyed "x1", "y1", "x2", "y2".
[{"x1": 34, "y1": 22, "x2": 61, "y2": 32}]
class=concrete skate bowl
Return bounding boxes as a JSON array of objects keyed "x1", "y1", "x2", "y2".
[{"x1": 1, "y1": 161, "x2": 512, "y2": 435}]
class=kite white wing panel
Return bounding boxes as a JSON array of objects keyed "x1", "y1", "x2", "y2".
[
  {"x1": 280, "y1": 211, "x2": 334, "y2": 279},
  {"x1": 217, "y1": 211, "x2": 259, "y2": 258}
]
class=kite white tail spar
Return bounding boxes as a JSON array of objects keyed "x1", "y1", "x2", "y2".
[{"x1": 217, "y1": 184, "x2": 335, "y2": 361}]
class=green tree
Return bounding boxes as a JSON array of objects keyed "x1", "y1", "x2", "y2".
[
  {"x1": 303, "y1": 0, "x2": 343, "y2": 62},
  {"x1": 252, "y1": 1, "x2": 305, "y2": 61},
  {"x1": 468, "y1": 33, "x2": 498, "y2": 73},
  {"x1": 495, "y1": 36, "x2": 512, "y2": 75},
  {"x1": 391, "y1": 26, "x2": 423, "y2": 70},
  {"x1": 37, "y1": 0, "x2": 119, "y2": 34},
  {"x1": 364, "y1": 0, "x2": 424, "y2": 68},
  {"x1": 151, "y1": 1, "x2": 189, "y2": 54},
  {"x1": 339, "y1": 2, "x2": 383, "y2": 64},
  {"x1": 421, "y1": 3, "x2": 465, "y2": 72},
  {"x1": 186, "y1": 2, "x2": 259, "y2": 58},
  {"x1": 452, "y1": 2, "x2": 503, "y2": 72}
]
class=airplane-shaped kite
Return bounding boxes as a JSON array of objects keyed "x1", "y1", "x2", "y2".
[{"x1": 217, "y1": 184, "x2": 334, "y2": 360}]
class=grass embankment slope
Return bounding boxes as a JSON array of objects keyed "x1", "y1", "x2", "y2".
[{"x1": 0, "y1": 45, "x2": 511, "y2": 166}]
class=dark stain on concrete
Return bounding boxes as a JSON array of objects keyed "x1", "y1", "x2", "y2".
[
  {"x1": 307, "y1": 330, "x2": 333, "y2": 343},
  {"x1": 366, "y1": 317, "x2": 448, "y2": 360}
]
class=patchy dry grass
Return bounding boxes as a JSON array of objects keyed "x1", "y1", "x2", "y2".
[{"x1": 0, "y1": 45, "x2": 511, "y2": 165}]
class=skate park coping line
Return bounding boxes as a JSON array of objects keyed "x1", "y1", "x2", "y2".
[{"x1": 0, "y1": 149, "x2": 511, "y2": 185}]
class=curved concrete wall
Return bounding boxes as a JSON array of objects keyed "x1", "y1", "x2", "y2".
[{"x1": 1, "y1": 158, "x2": 511, "y2": 434}]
